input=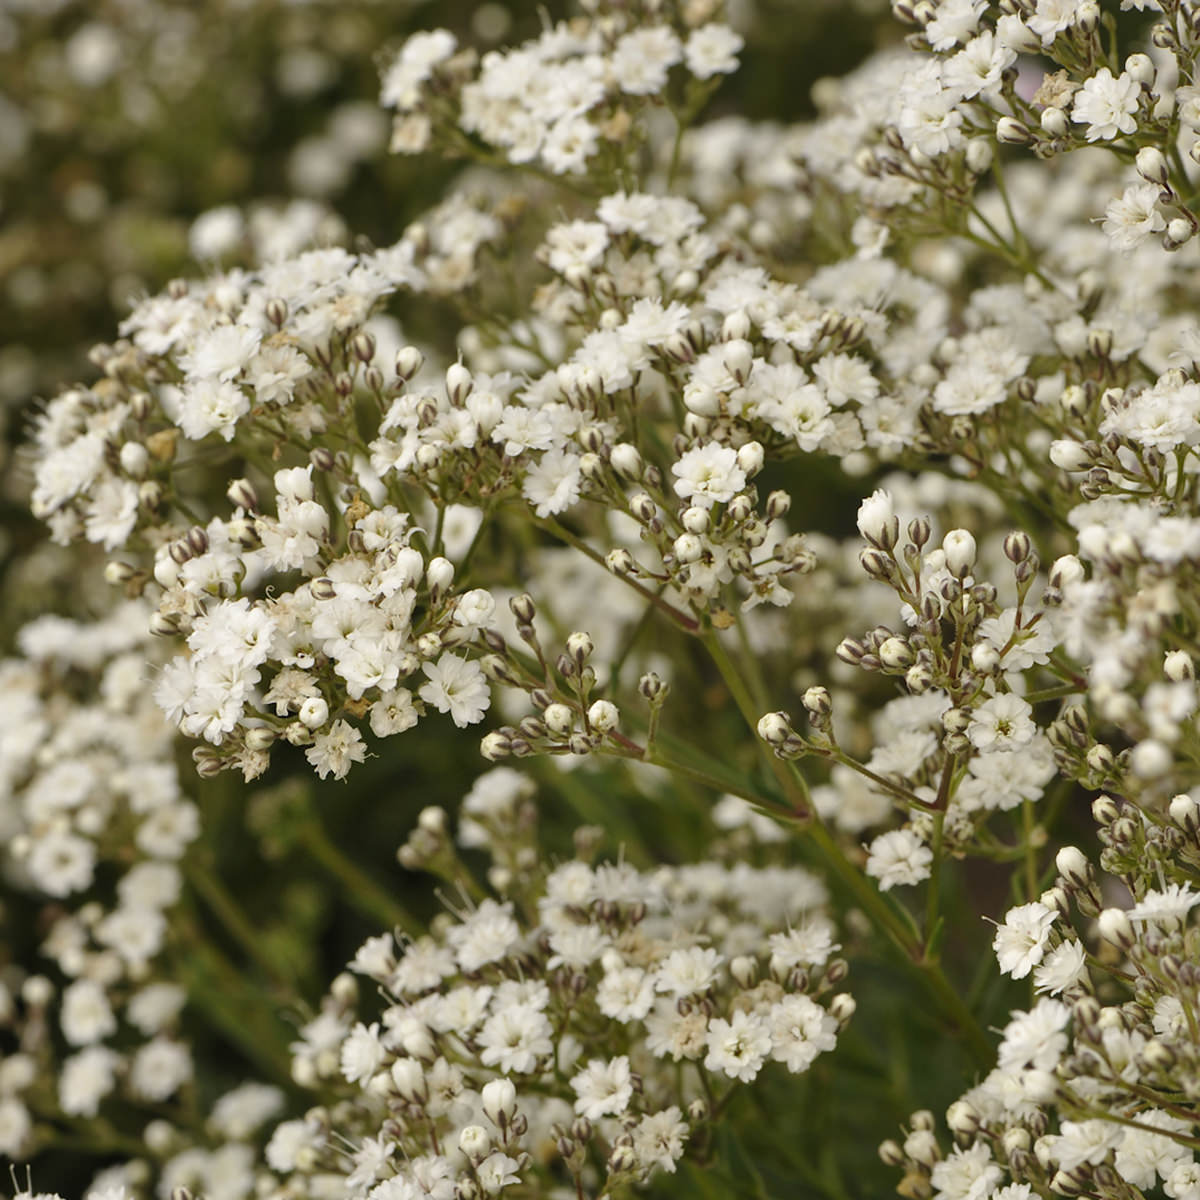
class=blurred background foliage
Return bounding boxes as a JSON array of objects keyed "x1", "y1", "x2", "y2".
[{"x1": 0, "y1": 3, "x2": 1041, "y2": 1197}]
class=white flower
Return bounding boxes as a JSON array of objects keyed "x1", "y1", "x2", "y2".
[
  {"x1": 523, "y1": 447, "x2": 583, "y2": 517},
  {"x1": 1052, "y1": 1118, "x2": 1124, "y2": 1172},
  {"x1": 992, "y1": 901, "x2": 1056, "y2": 979},
  {"x1": 419, "y1": 653, "x2": 490, "y2": 728},
  {"x1": 381, "y1": 29, "x2": 457, "y2": 110},
  {"x1": 1033, "y1": 939, "x2": 1088, "y2": 995},
  {"x1": 612, "y1": 27, "x2": 682, "y2": 96},
  {"x1": 305, "y1": 719, "x2": 368, "y2": 780},
  {"x1": 1114, "y1": 1109, "x2": 1191, "y2": 1189},
  {"x1": 27, "y1": 830, "x2": 96, "y2": 897},
  {"x1": 340, "y1": 1021, "x2": 385, "y2": 1084},
  {"x1": 59, "y1": 1047, "x2": 121, "y2": 1117},
  {"x1": 654, "y1": 946, "x2": 723, "y2": 997},
  {"x1": 632, "y1": 1106, "x2": 689, "y2": 1174},
  {"x1": 967, "y1": 694, "x2": 1035, "y2": 752},
  {"x1": 671, "y1": 443, "x2": 746, "y2": 508},
  {"x1": 476, "y1": 1152, "x2": 523, "y2": 1194},
  {"x1": 997, "y1": 999, "x2": 1070, "y2": 1071},
  {"x1": 130, "y1": 1037, "x2": 192, "y2": 1100},
  {"x1": 448, "y1": 899, "x2": 520, "y2": 971},
  {"x1": 1028, "y1": 0, "x2": 1082, "y2": 45},
  {"x1": 596, "y1": 966, "x2": 655, "y2": 1022},
  {"x1": 1127, "y1": 883, "x2": 1200, "y2": 925},
  {"x1": 684, "y1": 24, "x2": 743, "y2": 78},
  {"x1": 0, "y1": 1098, "x2": 30, "y2": 1158},
  {"x1": 767, "y1": 918, "x2": 839, "y2": 970},
  {"x1": 930, "y1": 1142, "x2": 1003, "y2": 1200},
  {"x1": 1103, "y1": 182, "x2": 1166, "y2": 252},
  {"x1": 177, "y1": 378, "x2": 250, "y2": 441},
  {"x1": 768, "y1": 995, "x2": 838, "y2": 1073},
  {"x1": 60, "y1": 979, "x2": 117, "y2": 1047},
  {"x1": 478, "y1": 1004, "x2": 553, "y2": 1074},
  {"x1": 1071, "y1": 67, "x2": 1141, "y2": 141},
  {"x1": 703, "y1": 1009, "x2": 772, "y2": 1082},
  {"x1": 865, "y1": 829, "x2": 932, "y2": 891},
  {"x1": 571, "y1": 1055, "x2": 634, "y2": 1119},
  {"x1": 856, "y1": 488, "x2": 895, "y2": 545},
  {"x1": 1166, "y1": 1160, "x2": 1200, "y2": 1200}
]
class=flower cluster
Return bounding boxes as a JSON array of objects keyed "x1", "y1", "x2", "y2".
[
  {"x1": 381, "y1": 7, "x2": 742, "y2": 177},
  {"x1": 0, "y1": 600, "x2": 200, "y2": 1159},
  {"x1": 13, "y1": 0, "x2": 1200, "y2": 1195},
  {"x1": 261, "y1": 768, "x2": 849, "y2": 1198},
  {"x1": 887, "y1": 798, "x2": 1200, "y2": 1200}
]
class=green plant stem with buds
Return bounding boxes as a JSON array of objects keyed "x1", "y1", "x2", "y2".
[{"x1": 698, "y1": 630, "x2": 993, "y2": 1067}]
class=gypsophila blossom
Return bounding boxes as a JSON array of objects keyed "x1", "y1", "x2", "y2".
[{"x1": 17, "y1": 0, "x2": 1200, "y2": 1193}]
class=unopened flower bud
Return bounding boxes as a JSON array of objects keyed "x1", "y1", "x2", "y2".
[
  {"x1": 459, "y1": 1124, "x2": 490, "y2": 1161},
  {"x1": 736, "y1": 441, "x2": 764, "y2": 476},
  {"x1": 1055, "y1": 845, "x2": 1091, "y2": 889},
  {"x1": 445, "y1": 362, "x2": 473, "y2": 405},
  {"x1": 1040, "y1": 106, "x2": 1068, "y2": 137},
  {"x1": 391, "y1": 1057, "x2": 427, "y2": 1103},
  {"x1": 970, "y1": 642, "x2": 1000, "y2": 673},
  {"x1": 481, "y1": 731, "x2": 512, "y2": 761},
  {"x1": 674, "y1": 532, "x2": 703, "y2": 563},
  {"x1": 427, "y1": 557, "x2": 454, "y2": 597},
  {"x1": 1049, "y1": 555, "x2": 1084, "y2": 588},
  {"x1": 1165, "y1": 217, "x2": 1194, "y2": 249},
  {"x1": 544, "y1": 704, "x2": 574, "y2": 736},
  {"x1": 1003, "y1": 531, "x2": 1032, "y2": 563},
  {"x1": 395, "y1": 346, "x2": 424, "y2": 380},
  {"x1": 1125, "y1": 52, "x2": 1155, "y2": 86},
  {"x1": 942, "y1": 529, "x2": 976, "y2": 575},
  {"x1": 681, "y1": 506, "x2": 710, "y2": 533},
  {"x1": 1165, "y1": 650, "x2": 1194, "y2": 681},
  {"x1": 722, "y1": 311, "x2": 752, "y2": 341},
  {"x1": 245, "y1": 726, "x2": 276, "y2": 752},
  {"x1": 299, "y1": 697, "x2": 329, "y2": 729},
  {"x1": 1170, "y1": 793, "x2": 1200, "y2": 837},
  {"x1": 856, "y1": 488, "x2": 897, "y2": 548},
  {"x1": 996, "y1": 116, "x2": 1032, "y2": 145},
  {"x1": 879, "y1": 637, "x2": 914, "y2": 669},
  {"x1": 727, "y1": 495, "x2": 753, "y2": 523},
  {"x1": 587, "y1": 700, "x2": 619, "y2": 732},
  {"x1": 965, "y1": 138, "x2": 993, "y2": 174},
  {"x1": 566, "y1": 631, "x2": 594, "y2": 665},
  {"x1": 757, "y1": 711, "x2": 794, "y2": 745},
  {"x1": 1098, "y1": 907, "x2": 1135, "y2": 952},
  {"x1": 149, "y1": 611, "x2": 182, "y2": 637},
  {"x1": 946, "y1": 1100, "x2": 979, "y2": 1140},
  {"x1": 630, "y1": 493, "x2": 657, "y2": 524},
  {"x1": 903, "y1": 1128, "x2": 939, "y2": 1168},
  {"x1": 829, "y1": 992, "x2": 856, "y2": 1027},
  {"x1": 721, "y1": 338, "x2": 754, "y2": 384},
  {"x1": 481, "y1": 1078, "x2": 517, "y2": 1129},
  {"x1": 1136, "y1": 145, "x2": 1169, "y2": 186},
  {"x1": 609, "y1": 443, "x2": 643, "y2": 479},
  {"x1": 1049, "y1": 439, "x2": 1091, "y2": 472},
  {"x1": 607, "y1": 548, "x2": 636, "y2": 575}
]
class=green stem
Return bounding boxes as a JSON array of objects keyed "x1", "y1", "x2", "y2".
[
  {"x1": 1022, "y1": 800, "x2": 1039, "y2": 904},
  {"x1": 925, "y1": 808, "x2": 946, "y2": 949},
  {"x1": 184, "y1": 860, "x2": 300, "y2": 990},
  {"x1": 298, "y1": 822, "x2": 419, "y2": 934},
  {"x1": 699, "y1": 631, "x2": 994, "y2": 1067},
  {"x1": 534, "y1": 516, "x2": 700, "y2": 633}
]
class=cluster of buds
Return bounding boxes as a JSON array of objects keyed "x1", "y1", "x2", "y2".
[{"x1": 480, "y1": 598, "x2": 629, "y2": 761}]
